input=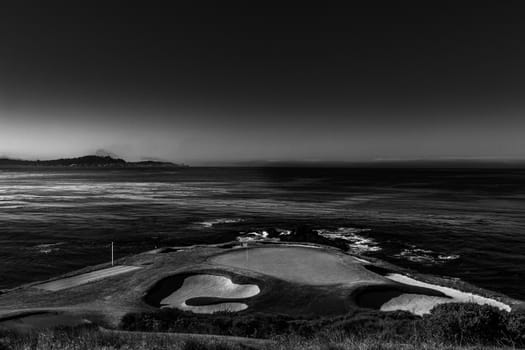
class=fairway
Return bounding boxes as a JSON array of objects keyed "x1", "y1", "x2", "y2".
[
  {"x1": 210, "y1": 246, "x2": 383, "y2": 285},
  {"x1": 0, "y1": 312, "x2": 89, "y2": 331},
  {"x1": 34, "y1": 265, "x2": 143, "y2": 291}
]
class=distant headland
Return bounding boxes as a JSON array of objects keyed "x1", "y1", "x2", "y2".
[{"x1": 0, "y1": 155, "x2": 187, "y2": 168}]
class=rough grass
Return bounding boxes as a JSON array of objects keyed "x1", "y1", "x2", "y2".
[
  {"x1": 0, "y1": 328, "x2": 521, "y2": 350},
  {"x1": 0, "y1": 327, "x2": 248, "y2": 350},
  {"x1": 120, "y1": 303, "x2": 525, "y2": 347}
]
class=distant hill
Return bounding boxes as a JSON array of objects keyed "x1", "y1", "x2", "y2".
[
  {"x1": 0, "y1": 155, "x2": 187, "y2": 168},
  {"x1": 94, "y1": 149, "x2": 120, "y2": 159}
]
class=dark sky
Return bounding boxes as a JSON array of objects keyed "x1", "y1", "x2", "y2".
[{"x1": 1, "y1": 2, "x2": 525, "y2": 164}]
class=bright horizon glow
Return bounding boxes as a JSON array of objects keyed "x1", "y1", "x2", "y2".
[
  {"x1": 3, "y1": 4, "x2": 525, "y2": 165},
  {"x1": 2, "y1": 108, "x2": 525, "y2": 165}
]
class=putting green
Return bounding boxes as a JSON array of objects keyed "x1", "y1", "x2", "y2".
[{"x1": 210, "y1": 247, "x2": 382, "y2": 285}]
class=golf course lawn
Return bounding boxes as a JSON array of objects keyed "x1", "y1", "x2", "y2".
[
  {"x1": 209, "y1": 246, "x2": 384, "y2": 286},
  {"x1": 0, "y1": 243, "x2": 517, "y2": 328}
]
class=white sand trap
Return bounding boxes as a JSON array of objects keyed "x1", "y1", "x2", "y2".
[
  {"x1": 381, "y1": 273, "x2": 511, "y2": 315},
  {"x1": 381, "y1": 294, "x2": 452, "y2": 315},
  {"x1": 34, "y1": 265, "x2": 142, "y2": 291},
  {"x1": 161, "y1": 274, "x2": 260, "y2": 314},
  {"x1": 210, "y1": 247, "x2": 381, "y2": 285}
]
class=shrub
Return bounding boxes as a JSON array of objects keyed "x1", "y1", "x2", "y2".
[
  {"x1": 0, "y1": 340, "x2": 11, "y2": 350},
  {"x1": 121, "y1": 303, "x2": 522, "y2": 347},
  {"x1": 423, "y1": 303, "x2": 509, "y2": 345},
  {"x1": 182, "y1": 338, "x2": 244, "y2": 350},
  {"x1": 320, "y1": 344, "x2": 346, "y2": 350},
  {"x1": 506, "y1": 311, "x2": 525, "y2": 346},
  {"x1": 123, "y1": 309, "x2": 287, "y2": 337}
]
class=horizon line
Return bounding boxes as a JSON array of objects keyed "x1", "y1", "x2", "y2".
[{"x1": 3, "y1": 153, "x2": 525, "y2": 168}]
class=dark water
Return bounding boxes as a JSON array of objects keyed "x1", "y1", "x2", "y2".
[{"x1": 1, "y1": 167, "x2": 524, "y2": 299}]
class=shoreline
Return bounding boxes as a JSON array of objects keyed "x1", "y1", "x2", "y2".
[
  {"x1": 2, "y1": 240, "x2": 522, "y2": 305},
  {"x1": 0, "y1": 240, "x2": 523, "y2": 331}
]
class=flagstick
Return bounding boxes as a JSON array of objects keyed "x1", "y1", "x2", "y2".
[{"x1": 111, "y1": 242, "x2": 114, "y2": 266}]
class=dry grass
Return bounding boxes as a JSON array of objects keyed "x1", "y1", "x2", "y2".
[
  {"x1": 274, "y1": 337, "x2": 520, "y2": 350},
  {"x1": 0, "y1": 328, "x2": 248, "y2": 350},
  {"x1": 1, "y1": 328, "x2": 521, "y2": 350}
]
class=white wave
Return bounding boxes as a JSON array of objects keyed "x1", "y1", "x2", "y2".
[
  {"x1": 316, "y1": 227, "x2": 380, "y2": 253},
  {"x1": 394, "y1": 247, "x2": 460, "y2": 265},
  {"x1": 34, "y1": 242, "x2": 66, "y2": 249},
  {"x1": 278, "y1": 229, "x2": 292, "y2": 236},
  {"x1": 200, "y1": 218, "x2": 243, "y2": 227},
  {"x1": 38, "y1": 248, "x2": 59, "y2": 254},
  {"x1": 237, "y1": 231, "x2": 270, "y2": 242},
  {"x1": 33, "y1": 242, "x2": 66, "y2": 254},
  {"x1": 438, "y1": 254, "x2": 460, "y2": 260},
  {"x1": 236, "y1": 228, "x2": 290, "y2": 241},
  {"x1": 0, "y1": 172, "x2": 64, "y2": 179}
]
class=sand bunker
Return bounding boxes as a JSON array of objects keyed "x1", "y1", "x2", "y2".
[
  {"x1": 381, "y1": 273, "x2": 511, "y2": 315},
  {"x1": 34, "y1": 265, "x2": 142, "y2": 291},
  {"x1": 210, "y1": 247, "x2": 381, "y2": 285},
  {"x1": 381, "y1": 294, "x2": 452, "y2": 315},
  {"x1": 159, "y1": 274, "x2": 260, "y2": 314}
]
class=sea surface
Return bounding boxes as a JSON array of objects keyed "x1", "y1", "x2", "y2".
[{"x1": 1, "y1": 167, "x2": 524, "y2": 299}]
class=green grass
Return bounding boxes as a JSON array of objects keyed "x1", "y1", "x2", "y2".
[{"x1": 209, "y1": 246, "x2": 378, "y2": 285}]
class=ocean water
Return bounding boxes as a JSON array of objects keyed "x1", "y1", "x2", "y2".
[{"x1": 1, "y1": 167, "x2": 524, "y2": 300}]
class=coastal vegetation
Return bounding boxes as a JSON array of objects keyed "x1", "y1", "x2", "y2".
[
  {"x1": 1, "y1": 303, "x2": 525, "y2": 350},
  {"x1": 0, "y1": 155, "x2": 184, "y2": 168},
  {"x1": 0, "y1": 229, "x2": 523, "y2": 349},
  {"x1": 119, "y1": 303, "x2": 525, "y2": 347}
]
